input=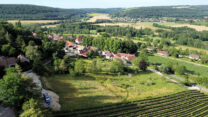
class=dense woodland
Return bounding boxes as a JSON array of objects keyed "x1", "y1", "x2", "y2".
[
  {"x1": 0, "y1": 5, "x2": 120, "y2": 20},
  {"x1": 112, "y1": 5, "x2": 208, "y2": 19}
]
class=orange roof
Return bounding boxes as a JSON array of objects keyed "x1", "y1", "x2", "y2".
[
  {"x1": 76, "y1": 36, "x2": 83, "y2": 41},
  {"x1": 65, "y1": 41, "x2": 75, "y2": 47},
  {"x1": 114, "y1": 53, "x2": 136, "y2": 61}
]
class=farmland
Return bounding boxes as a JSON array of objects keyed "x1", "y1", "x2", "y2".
[
  {"x1": 42, "y1": 71, "x2": 186, "y2": 111},
  {"x1": 157, "y1": 22, "x2": 208, "y2": 31},
  {"x1": 54, "y1": 90, "x2": 208, "y2": 117},
  {"x1": 88, "y1": 13, "x2": 111, "y2": 22},
  {"x1": 7, "y1": 20, "x2": 59, "y2": 24},
  {"x1": 95, "y1": 22, "x2": 160, "y2": 30}
]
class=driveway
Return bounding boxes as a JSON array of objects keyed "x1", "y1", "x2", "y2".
[
  {"x1": 24, "y1": 71, "x2": 61, "y2": 111},
  {"x1": 0, "y1": 106, "x2": 15, "y2": 117}
]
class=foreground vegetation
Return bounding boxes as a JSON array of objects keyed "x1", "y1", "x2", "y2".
[
  {"x1": 54, "y1": 90, "x2": 208, "y2": 117},
  {"x1": 42, "y1": 70, "x2": 186, "y2": 111}
]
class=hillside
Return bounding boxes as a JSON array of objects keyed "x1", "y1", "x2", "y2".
[
  {"x1": 111, "y1": 5, "x2": 208, "y2": 19},
  {"x1": 0, "y1": 4, "x2": 121, "y2": 20}
]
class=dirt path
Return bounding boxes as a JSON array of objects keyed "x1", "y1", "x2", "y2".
[{"x1": 24, "y1": 72, "x2": 61, "y2": 111}]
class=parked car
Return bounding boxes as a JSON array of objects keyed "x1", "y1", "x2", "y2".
[{"x1": 43, "y1": 93, "x2": 51, "y2": 104}]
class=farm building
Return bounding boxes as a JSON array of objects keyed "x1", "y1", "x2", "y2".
[
  {"x1": 157, "y1": 51, "x2": 169, "y2": 56},
  {"x1": 189, "y1": 54, "x2": 200, "y2": 60},
  {"x1": 75, "y1": 36, "x2": 83, "y2": 44},
  {"x1": 0, "y1": 56, "x2": 17, "y2": 68}
]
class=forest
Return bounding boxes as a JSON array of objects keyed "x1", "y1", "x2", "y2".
[
  {"x1": 0, "y1": 4, "x2": 121, "y2": 20},
  {"x1": 112, "y1": 5, "x2": 208, "y2": 19}
]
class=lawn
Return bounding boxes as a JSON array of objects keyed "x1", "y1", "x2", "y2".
[
  {"x1": 43, "y1": 71, "x2": 186, "y2": 111},
  {"x1": 88, "y1": 13, "x2": 111, "y2": 22}
]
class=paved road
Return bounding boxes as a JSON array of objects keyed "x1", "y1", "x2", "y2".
[
  {"x1": 149, "y1": 68, "x2": 208, "y2": 93},
  {"x1": 0, "y1": 106, "x2": 15, "y2": 117}
]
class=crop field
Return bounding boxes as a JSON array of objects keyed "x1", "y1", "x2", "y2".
[
  {"x1": 43, "y1": 71, "x2": 186, "y2": 111},
  {"x1": 158, "y1": 22, "x2": 208, "y2": 31},
  {"x1": 7, "y1": 20, "x2": 59, "y2": 24},
  {"x1": 88, "y1": 13, "x2": 111, "y2": 22},
  {"x1": 95, "y1": 22, "x2": 159, "y2": 30},
  {"x1": 54, "y1": 90, "x2": 208, "y2": 117}
]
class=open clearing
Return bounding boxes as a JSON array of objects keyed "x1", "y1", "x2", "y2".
[
  {"x1": 88, "y1": 13, "x2": 111, "y2": 22},
  {"x1": 158, "y1": 22, "x2": 208, "y2": 31},
  {"x1": 8, "y1": 20, "x2": 59, "y2": 24},
  {"x1": 95, "y1": 22, "x2": 159, "y2": 30},
  {"x1": 43, "y1": 72, "x2": 186, "y2": 111}
]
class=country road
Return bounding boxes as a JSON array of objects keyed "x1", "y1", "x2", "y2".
[{"x1": 149, "y1": 68, "x2": 208, "y2": 93}]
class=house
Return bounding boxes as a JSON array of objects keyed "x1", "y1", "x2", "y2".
[
  {"x1": 157, "y1": 51, "x2": 169, "y2": 56},
  {"x1": 114, "y1": 53, "x2": 136, "y2": 61},
  {"x1": 88, "y1": 46, "x2": 98, "y2": 51},
  {"x1": 101, "y1": 51, "x2": 114, "y2": 60},
  {"x1": 146, "y1": 46, "x2": 154, "y2": 51},
  {"x1": 75, "y1": 36, "x2": 83, "y2": 44},
  {"x1": 189, "y1": 54, "x2": 200, "y2": 60},
  {"x1": 76, "y1": 45, "x2": 88, "y2": 54},
  {"x1": 17, "y1": 55, "x2": 30, "y2": 63},
  {"x1": 0, "y1": 56, "x2": 17, "y2": 68}
]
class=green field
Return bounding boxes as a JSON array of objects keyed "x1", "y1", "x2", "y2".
[
  {"x1": 43, "y1": 71, "x2": 186, "y2": 111},
  {"x1": 54, "y1": 90, "x2": 208, "y2": 117},
  {"x1": 148, "y1": 55, "x2": 208, "y2": 76}
]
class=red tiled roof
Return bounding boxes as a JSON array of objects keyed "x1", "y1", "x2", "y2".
[
  {"x1": 114, "y1": 53, "x2": 136, "y2": 61},
  {"x1": 157, "y1": 51, "x2": 169, "y2": 55},
  {"x1": 65, "y1": 41, "x2": 75, "y2": 47},
  {"x1": 76, "y1": 36, "x2": 83, "y2": 42},
  {"x1": 89, "y1": 46, "x2": 97, "y2": 51},
  {"x1": 189, "y1": 54, "x2": 200, "y2": 59}
]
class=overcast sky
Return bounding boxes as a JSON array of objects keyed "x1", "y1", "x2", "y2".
[{"x1": 0, "y1": 0, "x2": 208, "y2": 8}]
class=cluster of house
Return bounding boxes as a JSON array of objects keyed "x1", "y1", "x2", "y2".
[
  {"x1": 0, "y1": 55, "x2": 30, "y2": 68},
  {"x1": 156, "y1": 50, "x2": 200, "y2": 60}
]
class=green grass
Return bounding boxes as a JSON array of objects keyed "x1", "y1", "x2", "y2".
[
  {"x1": 43, "y1": 71, "x2": 186, "y2": 111},
  {"x1": 148, "y1": 55, "x2": 208, "y2": 76}
]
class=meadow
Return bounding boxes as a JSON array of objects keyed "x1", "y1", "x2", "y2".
[
  {"x1": 148, "y1": 55, "x2": 208, "y2": 76},
  {"x1": 43, "y1": 71, "x2": 186, "y2": 111}
]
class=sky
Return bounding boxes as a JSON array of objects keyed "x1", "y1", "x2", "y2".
[{"x1": 0, "y1": 0, "x2": 208, "y2": 8}]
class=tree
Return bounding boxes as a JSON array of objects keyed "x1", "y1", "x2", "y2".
[
  {"x1": 0, "y1": 66, "x2": 5, "y2": 78},
  {"x1": 0, "y1": 68, "x2": 40, "y2": 109},
  {"x1": 74, "y1": 60, "x2": 85, "y2": 75},
  {"x1": 25, "y1": 45, "x2": 41, "y2": 61},
  {"x1": 110, "y1": 59, "x2": 125, "y2": 73},
  {"x1": 32, "y1": 59, "x2": 45, "y2": 75},
  {"x1": 139, "y1": 59, "x2": 148, "y2": 71},
  {"x1": 175, "y1": 65, "x2": 187, "y2": 75},
  {"x1": 20, "y1": 98, "x2": 51, "y2": 117}
]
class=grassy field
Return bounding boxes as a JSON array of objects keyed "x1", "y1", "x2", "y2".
[
  {"x1": 95, "y1": 22, "x2": 160, "y2": 30},
  {"x1": 88, "y1": 13, "x2": 111, "y2": 22},
  {"x1": 8, "y1": 20, "x2": 59, "y2": 24},
  {"x1": 43, "y1": 71, "x2": 186, "y2": 111},
  {"x1": 148, "y1": 55, "x2": 208, "y2": 76},
  {"x1": 176, "y1": 45, "x2": 208, "y2": 54}
]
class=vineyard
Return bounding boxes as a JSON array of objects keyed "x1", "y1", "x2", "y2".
[{"x1": 54, "y1": 90, "x2": 208, "y2": 117}]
